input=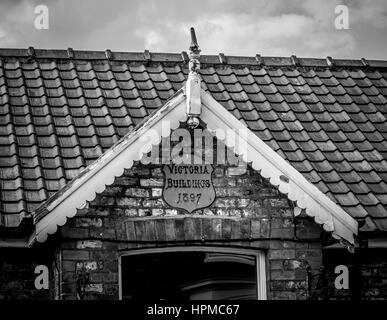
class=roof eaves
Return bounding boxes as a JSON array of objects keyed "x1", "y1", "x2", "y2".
[
  {"x1": 31, "y1": 88, "x2": 186, "y2": 244},
  {"x1": 200, "y1": 89, "x2": 358, "y2": 246}
]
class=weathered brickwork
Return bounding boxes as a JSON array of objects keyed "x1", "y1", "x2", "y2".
[
  {"x1": 4, "y1": 131, "x2": 386, "y2": 301},
  {"x1": 0, "y1": 247, "x2": 54, "y2": 300},
  {"x1": 321, "y1": 248, "x2": 387, "y2": 300},
  {"x1": 359, "y1": 250, "x2": 387, "y2": 300},
  {"x1": 3, "y1": 132, "x2": 383, "y2": 301},
  {"x1": 57, "y1": 142, "x2": 326, "y2": 300}
]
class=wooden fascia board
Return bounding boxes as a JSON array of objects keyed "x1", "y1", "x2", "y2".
[
  {"x1": 32, "y1": 87, "x2": 357, "y2": 246},
  {"x1": 33, "y1": 92, "x2": 186, "y2": 243},
  {"x1": 201, "y1": 90, "x2": 357, "y2": 245}
]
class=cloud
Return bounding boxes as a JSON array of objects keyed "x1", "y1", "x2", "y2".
[
  {"x1": 187, "y1": 9, "x2": 355, "y2": 57},
  {"x1": 0, "y1": 0, "x2": 36, "y2": 46},
  {"x1": 350, "y1": 0, "x2": 387, "y2": 29},
  {"x1": 0, "y1": 0, "x2": 385, "y2": 59}
]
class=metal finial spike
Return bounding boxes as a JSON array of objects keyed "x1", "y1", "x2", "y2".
[
  {"x1": 186, "y1": 27, "x2": 201, "y2": 125},
  {"x1": 189, "y1": 27, "x2": 200, "y2": 53}
]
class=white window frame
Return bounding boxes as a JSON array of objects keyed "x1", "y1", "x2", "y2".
[{"x1": 118, "y1": 246, "x2": 267, "y2": 300}]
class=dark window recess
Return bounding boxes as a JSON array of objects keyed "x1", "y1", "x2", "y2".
[{"x1": 121, "y1": 251, "x2": 257, "y2": 300}]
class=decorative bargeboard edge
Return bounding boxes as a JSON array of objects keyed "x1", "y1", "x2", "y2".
[
  {"x1": 32, "y1": 88, "x2": 358, "y2": 246},
  {"x1": 201, "y1": 90, "x2": 357, "y2": 245},
  {"x1": 33, "y1": 92, "x2": 187, "y2": 243}
]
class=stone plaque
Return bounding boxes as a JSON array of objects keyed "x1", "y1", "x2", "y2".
[{"x1": 162, "y1": 163, "x2": 215, "y2": 213}]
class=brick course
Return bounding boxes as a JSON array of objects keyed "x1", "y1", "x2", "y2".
[
  {"x1": 57, "y1": 143, "x2": 326, "y2": 300},
  {"x1": 321, "y1": 248, "x2": 387, "y2": 300},
  {"x1": 0, "y1": 247, "x2": 55, "y2": 300},
  {"x1": 4, "y1": 134, "x2": 384, "y2": 300}
]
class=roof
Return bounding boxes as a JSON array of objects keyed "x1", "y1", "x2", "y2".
[
  {"x1": 30, "y1": 87, "x2": 357, "y2": 245},
  {"x1": 0, "y1": 48, "x2": 386, "y2": 233}
]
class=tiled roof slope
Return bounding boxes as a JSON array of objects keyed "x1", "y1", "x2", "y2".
[{"x1": 0, "y1": 49, "x2": 386, "y2": 232}]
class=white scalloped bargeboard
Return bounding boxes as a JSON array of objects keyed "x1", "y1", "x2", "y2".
[
  {"x1": 34, "y1": 89, "x2": 357, "y2": 246},
  {"x1": 200, "y1": 90, "x2": 357, "y2": 246},
  {"x1": 34, "y1": 93, "x2": 187, "y2": 243}
]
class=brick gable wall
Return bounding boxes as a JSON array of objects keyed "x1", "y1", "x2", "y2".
[
  {"x1": 56, "y1": 130, "x2": 325, "y2": 299},
  {"x1": 1, "y1": 130, "x2": 386, "y2": 300},
  {"x1": 0, "y1": 246, "x2": 57, "y2": 300}
]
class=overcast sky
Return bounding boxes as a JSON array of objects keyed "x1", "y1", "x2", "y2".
[{"x1": 0, "y1": 0, "x2": 386, "y2": 59}]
